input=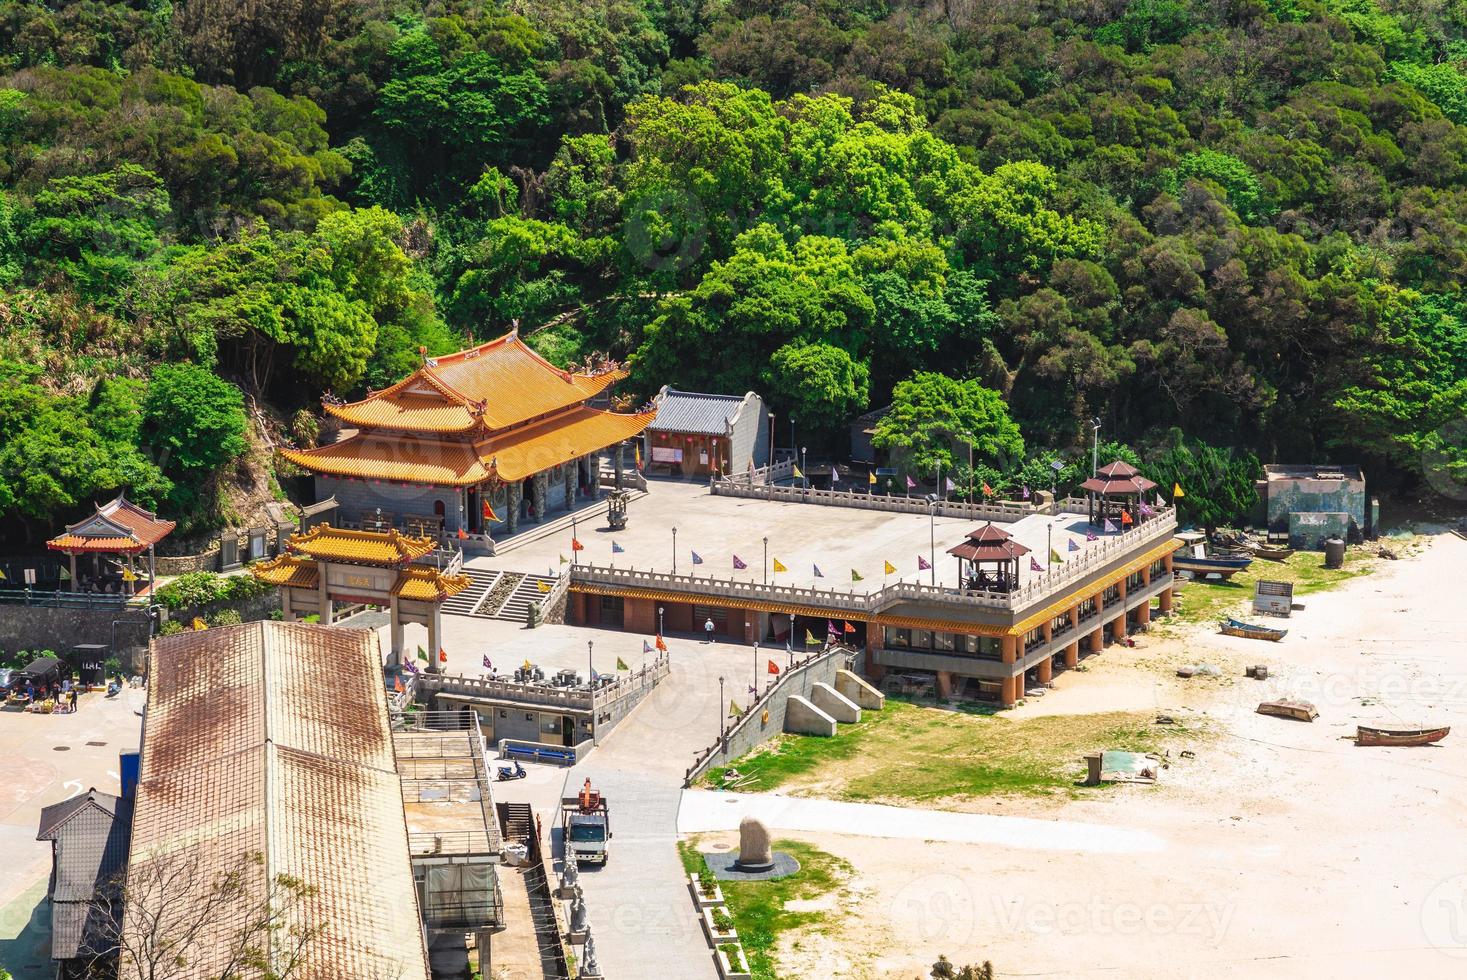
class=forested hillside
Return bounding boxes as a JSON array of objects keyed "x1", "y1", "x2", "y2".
[{"x1": 2, "y1": 0, "x2": 1465, "y2": 538}]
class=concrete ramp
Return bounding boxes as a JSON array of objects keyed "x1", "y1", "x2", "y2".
[
  {"x1": 783, "y1": 696, "x2": 836, "y2": 736},
  {"x1": 810, "y1": 682, "x2": 860, "y2": 723},
  {"x1": 835, "y1": 669, "x2": 885, "y2": 709}
]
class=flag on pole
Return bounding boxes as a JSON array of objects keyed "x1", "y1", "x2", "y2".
[
  {"x1": 457, "y1": 526, "x2": 467, "y2": 540},
  {"x1": 813, "y1": 564, "x2": 823, "y2": 578},
  {"x1": 691, "y1": 551, "x2": 704, "y2": 565},
  {"x1": 58, "y1": 567, "x2": 69, "y2": 581},
  {"x1": 884, "y1": 560, "x2": 897, "y2": 575},
  {"x1": 643, "y1": 640, "x2": 653, "y2": 654},
  {"x1": 616, "y1": 657, "x2": 629, "y2": 671},
  {"x1": 792, "y1": 463, "x2": 804, "y2": 480},
  {"x1": 982, "y1": 482, "x2": 994, "y2": 497},
  {"x1": 869, "y1": 470, "x2": 877, "y2": 485},
  {"x1": 733, "y1": 555, "x2": 747, "y2": 570},
  {"x1": 1050, "y1": 548, "x2": 1062, "y2": 564},
  {"x1": 522, "y1": 659, "x2": 533, "y2": 670},
  {"x1": 1173, "y1": 482, "x2": 1186, "y2": 498},
  {"x1": 1022, "y1": 485, "x2": 1031, "y2": 500},
  {"x1": 1030, "y1": 557, "x2": 1044, "y2": 572},
  {"x1": 191, "y1": 617, "x2": 208, "y2": 631},
  {"x1": 1121, "y1": 510, "x2": 1134, "y2": 526},
  {"x1": 850, "y1": 568, "x2": 863, "y2": 582},
  {"x1": 1156, "y1": 493, "x2": 1166, "y2": 509},
  {"x1": 748, "y1": 684, "x2": 757, "y2": 695},
  {"x1": 121, "y1": 568, "x2": 137, "y2": 582},
  {"x1": 482, "y1": 499, "x2": 499, "y2": 523},
  {"x1": 1139, "y1": 502, "x2": 1154, "y2": 517},
  {"x1": 768, "y1": 660, "x2": 780, "y2": 675},
  {"x1": 1086, "y1": 529, "x2": 1098, "y2": 542},
  {"x1": 827, "y1": 619, "x2": 839, "y2": 635},
  {"x1": 635, "y1": 444, "x2": 643, "y2": 470},
  {"x1": 402, "y1": 659, "x2": 418, "y2": 675},
  {"x1": 772, "y1": 558, "x2": 788, "y2": 573},
  {"x1": 394, "y1": 675, "x2": 404, "y2": 693},
  {"x1": 918, "y1": 555, "x2": 932, "y2": 571},
  {"x1": 537, "y1": 580, "x2": 552, "y2": 593},
  {"x1": 804, "y1": 629, "x2": 820, "y2": 646},
  {"x1": 612, "y1": 540, "x2": 625, "y2": 553},
  {"x1": 655, "y1": 634, "x2": 667, "y2": 652},
  {"x1": 483, "y1": 655, "x2": 493, "y2": 671},
  {"x1": 417, "y1": 646, "x2": 429, "y2": 662},
  {"x1": 906, "y1": 474, "x2": 917, "y2": 489},
  {"x1": 843, "y1": 621, "x2": 856, "y2": 634},
  {"x1": 1068, "y1": 538, "x2": 1080, "y2": 552},
  {"x1": 559, "y1": 553, "x2": 568, "y2": 565},
  {"x1": 438, "y1": 648, "x2": 448, "y2": 664},
  {"x1": 945, "y1": 476, "x2": 955, "y2": 494},
  {"x1": 1104, "y1": 518, "x2": 1118, "y2": 533},
  {"x1": 571, "y1": 538, "x2": 584, "y2": 551},
  {"x1": 831, "y1": 466, "x2": 840, "y2": 482},
  {"x1": 0, "y1": 569, "x2": 7, "y2": 581},
  {"x1": 729, "y1": 700, "x2": 744, "y2": 718}
]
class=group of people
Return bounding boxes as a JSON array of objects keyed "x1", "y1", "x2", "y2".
[{"x1": 9, "y1": 678, "x2": 81, "y2": 712}]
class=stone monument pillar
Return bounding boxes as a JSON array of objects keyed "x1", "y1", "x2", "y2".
[{"x1": 734, "y1": 816, "x2": 774, "y2": 872}]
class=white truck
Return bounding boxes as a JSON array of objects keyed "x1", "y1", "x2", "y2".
[{"x1": 562, "y1": 779, "x2": 612, "y2": 864}]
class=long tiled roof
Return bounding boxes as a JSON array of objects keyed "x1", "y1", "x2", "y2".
[
  {"x1": 284, "y1": 407, "x2": 655, "y2": 485},
  {"x1": 393, "y1": 566, "x2": 472, "y2": 601},
  {"x1": 325, "y1": 331, "x2": 626, "y2": 434},
  {"x1": 124, "y1": 622, "x2": 429, "y2": 980},
  {"x1": 647, "y1": 388, "x2": 747, "y2": 435},
  {"x1": 249, "y1": 554, "x2": 320, "y2": 588},
  {"x1": 47, "y1": 494, "x2": 175, "y2": 554},
  {"x1": 287, "y1": 524, "x2": 438, "y2": 565}
]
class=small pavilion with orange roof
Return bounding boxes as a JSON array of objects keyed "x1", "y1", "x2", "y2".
[
  {"x1": 279, "y1": 329, "x2": 656, "y2": 551},
  {"x1": 251, "y1": 523, "x2": 470, "y2": 668},
  {"x1": 45, "y1": 493, "x2": 175, "y2": 596},
  {"x1": 1080, "y1": 460, "x2": 1159, "y2": 527},
  {"x1": 947, "y1": 523, "x2": 1031, "y2": 593}
]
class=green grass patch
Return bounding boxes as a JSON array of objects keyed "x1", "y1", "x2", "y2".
[
  {"x1": 679, "y1": 837, "x2": 853, "y2": 980},
  {"x1": 1166, "y1": 548, "x2": 1375, "y2": 627},
  {"x1": 702, "y1": 699, "x2": 1206, "y2": 803}
]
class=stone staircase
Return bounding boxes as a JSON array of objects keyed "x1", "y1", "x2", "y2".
[
  {"x1": 492, "y1": 573, "x2": 560, "y2": 622},
  {"x1": 441, "y1": 568, "x2": 501, "y2": 616}
]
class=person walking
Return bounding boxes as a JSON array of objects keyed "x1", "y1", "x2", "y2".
[
  {"x1": 704, "y1": 617, "x2": 715, "y2": 644},
  {"x1": 68, "y1": 687, "x2": 78, "y2": 713}
]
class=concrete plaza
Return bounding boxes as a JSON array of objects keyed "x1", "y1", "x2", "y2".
[{"x1": 471, "y1": 479, "x2": 1113, "y2": 593}]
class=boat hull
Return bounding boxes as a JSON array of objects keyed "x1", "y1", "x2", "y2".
[
  {"x1": 1220, "y1": 618, "x2": 1287, "y2": 641},
  {"x1": 1356, "y1": 725, "x2": 1450, "y2": 747}
]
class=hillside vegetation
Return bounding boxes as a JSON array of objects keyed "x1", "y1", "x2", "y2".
[{"x1": 2, "y1": 0, "x2": 1465, "y2": 538}]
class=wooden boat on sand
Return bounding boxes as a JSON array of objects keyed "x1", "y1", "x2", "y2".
[
  {"x1": 1356, "y1": 724, "x2": 1450, "y2": 747},
  {"x1": 1220, "y1": 617, "x2": 1288, "y2": 641},
  {"x1": 1258, "y1": 699, "x2": 1318, "y2": 722},
  {"x1": 1174, "y1": 554, "x2": 1253, "y2": 578}
]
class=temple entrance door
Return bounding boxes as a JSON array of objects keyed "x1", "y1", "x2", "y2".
[
  {"x1": 561, "y1": 715, "x2": 575, "y2": 746},
  {"x1": 466, "y1": 487, "x2": 481, "y2": 533}
]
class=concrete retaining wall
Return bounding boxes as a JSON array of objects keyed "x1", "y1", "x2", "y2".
[
  {"x1": 835, "y1": 669, "x2": 885, "y2": 709},
  {"x1": 784, "y1": 696, "x2": 837, "y2": 735},
  {"x1": 0, "y1": 605, "x2": 152, "y2": 669},
  {"x1": 810, "y1": 682, "x2": 860, "y2": 723}
]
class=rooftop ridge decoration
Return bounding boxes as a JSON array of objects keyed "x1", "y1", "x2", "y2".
[
  {"x1": 46, "y1": 492, "x2": 176, "y2": 555},
  {"x1": 285, "y1": 522, "x2": 439, "y2": 565}
]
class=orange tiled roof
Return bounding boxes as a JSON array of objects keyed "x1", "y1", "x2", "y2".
[
  {"x1": 286, "y1": 524, "x2": 439, "y2": 565},
  {"x1": 47, "y1": 494, "x2": 175, "y2": 554},
  {"x1": 325, "y1": 331, "x2": 626, "y2": 435},
  {"x1": 393, "y1": 567, "x2": 472, "y2": 602},
  {"x1": 283, "y1": 407, "x2": 655, "y2": 485},
  {"x1": 480, "y1": 406, "x2": 657, "y2": 482},
  {"x1": 249, "y1": 554, "x2": 320, "y2": 589},
  {"x1": 280, "y1": 435, "x2": 490, "y2": 487}
]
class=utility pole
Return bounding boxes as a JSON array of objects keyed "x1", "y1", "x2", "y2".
[{"x1": 1091, "y1": 417, "x2": 1102, "y2": 477}]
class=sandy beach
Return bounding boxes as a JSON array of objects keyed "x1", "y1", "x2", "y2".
[{"x1": 687, "y1": 532, "x2": 1467, "y2": 979}]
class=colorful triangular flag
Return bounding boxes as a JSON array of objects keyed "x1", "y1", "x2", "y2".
[
  {"x1": 616, "y1": 657, "x2": 629, "y2": 671},
  {"x1": 457, "y1": 526, "x2": 468, "y2": 540},
  {"x1": 612, "y1": 540, "x2": 625, "y2": 553},
  {"x1": 772, "y1": 558, "x2": 788, "y2": 574},
  {"x1": 843, "y1": 621, "x2": 856, "y2": 634},
  {"x1": 438, "y1": 648, "x2": 448, "y2": 664},
  {"x1": 768, "y1": 659, "x2": 781, "y2": 675},
  {"x1": 191, "y1": 617, "x2": 208, "y2": 631},
  {"x1": 121, "y1": 568, "x2": 137, "y2": 582},
  {"x1": 635, "y1": 444, "x2": 643, "y2": 470},
  {"x1": 483, "y1": 655, "x2": 493, "y2": 670},
  {"x1": 729, "y1": 700, "x2": 744, "y2": 717},
  {"x1": 482, "y1": 499, "x2": 499, "y2": 523},
  {"x1": 884, "y1": 560, "x2": 897, "y2": 575},
  {"x1": 917, "y1": 555, "x2": 932, "y2": 571},
  {"x1": 58, "y1": 567, "x2": 69, "y2": 581},
  {"x1": 1022, "y1": 485, "x2": 1031, "y2": 500},
  {"x1": 1068, "y1": 538, "x2": 1080, "y2": 552},
  {"x1": 1121, "y1": 510, "x2": 1134, "y2": 526},
  {"x1": 1173, "y1": 482, "x2": 1186, "y2": 498},
  {"x1": 831, "y1": 465, "x2": 840, "y2": 482},
  {"x1": 417, "y1": 646, "x2": 429, "y2": 662},
  {"x1": 537, "y1": 580, "x2": 552, "y2": 593},
  {"x1": 692, "y1": 551, "x2": 704, "y2": 565},
  {"x1": 905, "y1": 474, "x2": 917, "y2": 489},
  {"x1": 982, "y1": 482, "x2": 994, "y2": 497},
  {"x1": 1086, "y1": 529, "x2": 1098, "y2": 542},
  {"x1": 945, "y1": 476, "x2": 955, "y2": 494},
  {"x1": 402, "y1": 658, "x2": 418, "y2": 675},
  {"x1": 851, "y1": 568, "x2": 863, "y2": 582},
  {"x1": 1030, "y1": 557, "x2": 1044, "y2": 572},
  {"x1": 868, "y1": 470, "x2": 877, "y2": 485},
  {"x1": 1050, "y1": 548, "x2": 1062, "y2": 564},
  {"x1": 559, "y1": 554, "x2": 569, "y2": 565},
  {"x1": 793, "y1": 463, "x2": 804, "y2": 479},
  {"x1": 804, "y1": 629, "x2": 820, "y2": 646},
  {"x1": 643, "y1": 639, "x2": 653, "y2": 654},
  {"x1": 571, "y1": 538, "x2": 584, "y2": 551},
  {"x1": 1104, "y1": 518, "x2": 1118, "y2": 533},
  {"x1": 733, "y1": 555, "x2": 748, "y2": 570},
  {"x1": 394, "y1": 675, "x2": 404, "y2": 693},
  {"x1": 656, "y1": 634, "x2": 667, "y2": 652},
  {"x1": 813, "y1": 564, "x2": 823, "y2": 578}
]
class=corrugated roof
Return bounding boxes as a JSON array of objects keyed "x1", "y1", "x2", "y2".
[
  {"x1": 124, "y1": 622, "x2": 429, "y2": 980},
  {"x1": 648, "y1": 389, "x2": 746, "y2": 435}
]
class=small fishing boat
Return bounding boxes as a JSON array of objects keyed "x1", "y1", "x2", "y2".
[
  {"x1": 1251, "y1": 545, "x2": 1294, "y2": 561},
  {"x1": 1257, "y1": 699, "x2": 1318, "y2": 722},
  {"x1": 1356, "y1": 724, "x2": 1450, "y2": 747},
  {"x1": 1220, "y1": 617, "x2": 1288, "y2": 641},
  {"x1": 1174, "y1": 554, "x2": 1253, "y2": 578}
]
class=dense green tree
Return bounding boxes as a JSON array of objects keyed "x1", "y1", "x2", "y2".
[
  {"x1": 872, "y1": 372, "x2": 1024, "y2": 481},
  {"x1": 141, "y1": 363, "x2": 248, "y2": 474},
  {"x1": 765, "y1": 341, "x2": 870, "y2": 433}
]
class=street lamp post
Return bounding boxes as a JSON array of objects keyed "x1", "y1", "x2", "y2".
[
  {"x1": 801, "y1": 447, "x2": 808, "y2": 488},
  {"x1": 762, "y1": 536, "x2": 769, "y2": 585},
  {"x1": 767, "y1": 412, "x2": 776, "y2": 472},
  {"x1": 718, "y1": 675, "x2": 725, "y2": 751},
  {"x1": 926, "y1": 494, "x2": 937, "y2": 586},
  {"x1": 588, "y1": 640, "x2": 596, "y2": 744},
  {"x1": 672, "y1": 526, "x2": 678, "y2": 574},
  {"x1": 964, "y1": 430, "x2": 974, "y2": 503},
  {"x1": 1091, "y1": 417, "x2": 1102, "y2": 477},
  {"x1": 753, "y1": 640, "x2": 759, "y2": 696},
  {"x1": 658, "y1": 605, "x2": 665, "y2": 637}
]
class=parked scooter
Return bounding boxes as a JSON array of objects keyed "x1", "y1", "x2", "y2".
[{"x1": 497, "y1": 760, "x2": 527, "y2": 781}]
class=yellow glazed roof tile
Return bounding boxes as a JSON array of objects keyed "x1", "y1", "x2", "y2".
[{"x1": 286, "y1": 524, "x2": 439, "y2": 565}]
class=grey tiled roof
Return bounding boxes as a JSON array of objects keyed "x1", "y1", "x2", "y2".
[{"x1": 648, "y1": 389, "x2": 746, "y2": 435}]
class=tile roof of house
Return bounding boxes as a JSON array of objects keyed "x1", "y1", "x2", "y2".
[
  {"x1": 248, "y1": 554, "x2": 321, "y2": 589},
  {"x1": 123, "y1": 622, "x2": 429, "y2": 980},
  {"x1": 47, "y1": 493, "x2": 175, "y2": 554},
  {"x1": 647, "y1": 388, "x2": 748, "y2": 435},
  {"x1": 325, "y1": 331, "x2": 626, "y2": 434},
  {"x1": 392, "y1": 566, "x2": 472, "y2": 602},
  {"x1": 37, "y1": 789, "x2": 131, "y2": 960}
]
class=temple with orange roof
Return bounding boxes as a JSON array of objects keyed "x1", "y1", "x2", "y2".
[
  {"x1": 280, "y1": 329, "x2": 656, "y2": 548},
  {"x1": 251, "y1": 523, "x2": 471, "y2": 666},
  {"x1": 45, "y1": 493, "x2": 175, "y2": 596}
]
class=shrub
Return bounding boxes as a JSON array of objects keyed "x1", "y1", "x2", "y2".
[
  {"x1": 154, "y1": 571, "x2": 271, "y2": 610},
  {"x1": 711, "y1": 907, "x2": 734, "y2": 933},
  {"x1": 158, "y1": 620, "x2": 184, "y2": 636},
  {"x1": 209, "y1": 608, "x2": 243, "y2": 627},
  {"x1": 697, "y1": 867, "x2": 718, "y2": 896}
]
